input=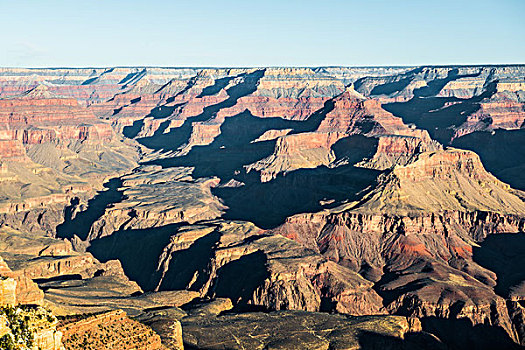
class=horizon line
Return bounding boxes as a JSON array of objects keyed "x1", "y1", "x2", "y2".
[{"x1": 1, "y1": 63, "x2": 525, "y2": 70}]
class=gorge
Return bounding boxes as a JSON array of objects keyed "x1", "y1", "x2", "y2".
[{"x1": 0, "y1": 65, "x2": 524, "y2": 349}]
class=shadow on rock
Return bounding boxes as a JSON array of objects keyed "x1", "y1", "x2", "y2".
[
  {"x1": 211, "y1": 250, "x2": 270, "y2": 311},
  {"x1": 358, "y1": 330, "x2": 446, "y2": 350},
  {"x1": 452, "y1": 129, "x2": 525, "y2": 191},
  {"x1": 145, "y1": 108, "x2": 381, "y2": 229},
  {"x1": 157, "y1": 230, "x2": 221, "y2": 292},
  {"x1": 382, "y1": 70, "x2": 495, "y2": 145},
  {"x1": 88, "y1": 223, "x2": 186, "y2": 291},
  {"x1": 473, "y1": 232, "x2": 525, "y2": 297},
  {"x1": 56, "y1": 178, "x2": 125, "y2": 241},
  {"x1": 420, "y1": 316, "x2": 522, "y2": 350},
  {"x1": 137, "y1": 70, "x2": 265, "y2": 152}
]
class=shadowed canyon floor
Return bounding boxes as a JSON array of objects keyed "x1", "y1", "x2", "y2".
[{"x1": 0, "y1": 65, "x2": 524, "y2": 349}]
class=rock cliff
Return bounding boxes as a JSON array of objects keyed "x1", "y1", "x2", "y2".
[
  {"x1": 0, "y1": 65, "x2": 524, "y2": 348},
  {"x1": 59, "y1": 310, "x2": 163, "y2": 350}
]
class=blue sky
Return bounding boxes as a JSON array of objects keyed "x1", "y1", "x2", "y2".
[{"x1": 0, "y1": 0, "x2": 523, "y2": 67}]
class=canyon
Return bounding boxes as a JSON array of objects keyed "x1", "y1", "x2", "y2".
[{"x1": 0, "y1": 65, "x2": 523, "y2": 349}]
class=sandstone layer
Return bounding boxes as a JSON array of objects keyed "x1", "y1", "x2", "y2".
[{"x1": 0, "y1": 65, "x2": 524, "y2": 349}]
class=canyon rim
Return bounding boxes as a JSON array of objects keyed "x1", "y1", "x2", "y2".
[{"x1": 1, "y1": 0, "x2": 524, "y2": 349}]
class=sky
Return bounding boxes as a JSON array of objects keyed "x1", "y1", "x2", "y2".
[{"x1": 0, "y1": 0, "x2": 523, "y2": 67}]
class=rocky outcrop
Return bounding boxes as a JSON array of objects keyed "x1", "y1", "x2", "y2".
[
  {"x1": 269, "y1": 147, "x2": 525, "y2": 342},
  {"x1": 137, "y1": 309, "x2": 184, "y2": 350},
  {"x1": 59, "y1": 310, "x2": 163, "y2": 350},
  {"x1": 316, "y1": 88, "x2": 407, "y2": 135},
  {"x1": 0, "y1": 226, "x2": 154, "y2": 319},
  {"x1": 247, "y1": 132, "x2": 341, "y2": 182},
  {"x1": 0, "y1": 305, "x2": 64, "y2": 350},
  {"x1": 0, "y1": 277, "x2": 16, "y2": 306},
  {"x1": 356, "y1": 149, "x2": 525, "y2": 216},
  {"x1": 0, "y1": 65, "x2": 524, "y2": 348},
  {"x1": 83, "y1": 167, "x2": 226, "y2": 240},
  {"x1": 363, "y1": 132, "x2": 441, "y2": 170},
  {"x1": 0, "y1": 256, "x2": 43, "y2": 306},
  {"x1": 509, "y1": 299, "x2": 525, "y2": 346},
  {"x1": 0, "y1": 225, "x2": 115, "y2": 283},
  {"x1": 182, "y1": 311, "x2": 435, "y2": 350}
]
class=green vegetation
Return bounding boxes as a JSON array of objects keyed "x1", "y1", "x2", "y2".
[{"x1": 0, "y1": 305, "x2": 57, "y2": 350}]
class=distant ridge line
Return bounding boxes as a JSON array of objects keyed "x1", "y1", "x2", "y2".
[{"x1": 0, "y1": 64, "x2": 524, "y2": 70}]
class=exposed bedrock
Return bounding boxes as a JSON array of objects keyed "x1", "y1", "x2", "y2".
[
  {"x1": 270, "y1": 147, "x2": 525, "y2": 342},
  {"x1": 357, "y1": 65, "x2": 525, "y2": 101},
  {"x1": 0, "y1": 84, "x2": 138, "y2": 236},
  {"x1": 87, "y1": 221, "x2": 385, "y2": 316},
  {"x1": 0, "y1": 86, "x2": 114, "y2": 144},
  {"x1": 181, "y1": 311, "x2": 442, "y2": 350},
  {"x1": 246, "y1": 88, "x2": 441, "y2": 181},
  {"x1": 82, "y1": 167, "x2": 226, "y2": 241},
  {"x1": 0, "y1": 65, "x2": 524, "y2": 348},
  {"x1": 59, "y1": 310, "x2": 165, "y2": 350},
  {"x1": 273, "y1": 212, "x2": 525, "y2": 343}
]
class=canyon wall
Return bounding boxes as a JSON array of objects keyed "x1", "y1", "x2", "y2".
[{"x1": 0, "y1": 65, "x2": 524, "y2": 348}]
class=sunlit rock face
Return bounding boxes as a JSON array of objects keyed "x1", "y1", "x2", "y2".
[
  {"x1": 0, "y1": 82, "x2": 138, "y2": 236},
  {"x1": 0, "y1": 85, "x2": 114, "y2": 145},
  {"x1": 59, "y1": 310, "x2": 165, "y2": 350},
  {"x1": 0, "y1": 65, "x2": 524, "y2": 349}
]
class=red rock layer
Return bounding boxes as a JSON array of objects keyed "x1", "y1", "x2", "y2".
[
  {"x1": 277, "y1": 132, "x2": 343, "y2": 154},
  {"x1": 274, "y1": 210, "x2": 524, "y2": 264},
  {"x1": 108, "y1": 90, "x2": 226, "y2": 135},
  {"x1": 394, "y1": 149, "x2": 487, "y2": 181},
  {"x1": 366, "y1": 131, "x2": 441, "y2": 170},
  {"x1": 462, "y1": 98, "x2": 525, "y2": 134},
  {"x1": 0, "y1": 96, "x2": 114, "y2": 159},
  {"x1": 246, "y1": 91, "x2": 439, "y2": 180},
  {"x1": 267, "y1": 145, "x2": 525, "y2": 341},
  {"x1": 272, "y1": 208, "x2": 525, "y2": 339},
  {"x1": 316, "y1": 91, "x2": 408, "y2": 135},
  {"x1": 181, "y1": 95, "x2": 328, "y2": 151},
  {"x1": 0, "y1": 140, "x2": 26, "y2": 159}
]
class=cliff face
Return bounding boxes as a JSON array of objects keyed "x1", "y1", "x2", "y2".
[
  {"x1": 0, "y1": 256, "x2": 43, "y2": 306},
  {"x1": 0, "y1": 84, "x2": 138, "y2": 235},
  {"x1": 0, "y1": 277, "x2": 16, "y2": 307},
  {"x1": 270, "y1": 146, "x2": 525, "y2": 342},
  {"x1": 247, "y1": 132, "x2": 341, "y2": 182},
  {"x1": 87, "y1": 221, "x2": 384, "y2": 316},
  {"x1": 0, "y1": 86, "x2": 114, "y2": 145},
  {"x1": 0, "y1": 65, "x2": 524, "y2": 348},
  {"x1": 454, "y1": 91, "x2": 525, "y2": 138},
  {"x1": 245, "y1": 87, "x2": 441, "y2": 182},
  {"x1": 358, "y1": 149, "x2": 525, "y2": 215}
]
